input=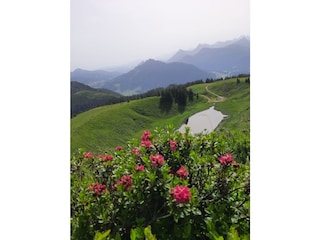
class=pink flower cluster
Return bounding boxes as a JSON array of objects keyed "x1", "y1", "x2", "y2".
[
  {"x1": 84, "y1": 152, "x2": 94, "y2": 159},
  {"x1": 149, "y1": 154, "x2": 164, "y2": 167},
  {"x1": 115, "y1": 146, "x2": 123, "y2": 151},
  {"x1": 171, "y1": 185, "x2": 192, "y2": 204},
  {"x1": 88, "y1": 183, "x2": 106, "y2": 196},
  {"x1": 135, "y1": 165, "x2": 145, "y2": 172},
  {"x1": 140, "y1": 131, "x2": 152, "y2": 148},
  {"x1": 218, "y1": 153, "x2": 234, "y2": 165},
  {"x1": 97, "y1": 154, "x2": 113, "y2": 162},
  {"x1": 131, "y1": 148, "x2": 140, "y2": 156},
  {"x1": 170, "y1": 140, "x2": 177, "y2": 151},
  {"x1": 176, "y1": 166, "x2": 188, "y2": 178},
  {"x1": 116, "y1": 175, "x2": 133, "y2": 191}
]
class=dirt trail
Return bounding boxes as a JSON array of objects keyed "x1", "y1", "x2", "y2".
[{"x1": 200, "y1": 85, "x2": 226, "y2": 103}]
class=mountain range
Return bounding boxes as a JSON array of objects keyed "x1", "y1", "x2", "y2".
[
  {"x1": 101, "y1": 59, "x2": 215, "y2": 95},
  {"x1": 167, "y1": 36, "x2": 249, "y2": 63},
  {"x1": 70, "y1": 36, "x2": 250, "y2": 95},
  {"x1": 168, "y1": 36, "x2": 250, "y2": 74},
  {"x1": 70, "y1": 69, "x2": 122, "y2": 88}
]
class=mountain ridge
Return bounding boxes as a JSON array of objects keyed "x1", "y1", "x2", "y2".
[
  {"x1": 103, "y1": 59, "x2": 215, "y2": 95},
  {"x1": 167, "y1": 36, "x2": 249, "y2": 63},
  {"x1": 167, "y1": 37, "x2": 250, "y2": 75},
  {"x1": 70, "y1": 36, "x2": 250, "y2": 94}
]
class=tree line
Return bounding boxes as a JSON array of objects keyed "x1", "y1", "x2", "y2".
[
  {"x1": 159, "y1": 84, "x2": 194, "y2": 113},
  {"x1": 71, "y1": 74, "x2": 250, "y2": 117}
]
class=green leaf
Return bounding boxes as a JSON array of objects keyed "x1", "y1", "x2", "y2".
[
  {"x1": 227, "y1": 226, "x2": 240, "y2": 240},
  {"x1": 182, "y1": 222, "x2": 191, "y2": 239},
  {"x1": 93, "y1": 229, "x2": 111, "y2": 240},
  {"x1": 130, "y1": 228, "x2": 137, "y2": 240},
  {"x1": 114, "y1": 232, "x2": 121, "y2": 240},
  {"x1": 192, "y1": 208, "x2": 202, "y2": 216},
  {"x1": 130, "y1": 227, "x2": 144, "y2": 240},
  {"x1": 144, "y1": 225, "x2": 156, "y2": 240}
]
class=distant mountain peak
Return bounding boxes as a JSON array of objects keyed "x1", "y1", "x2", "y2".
[
  {"x1": 104, "y1": 59, "x2": 215, "y2": 95},
  {"x1": 167, "y1": 36, "x2": 250, "y2": 66},
  {"x1": 144, "y1": 58, "x2": 160, "y2": 64}
]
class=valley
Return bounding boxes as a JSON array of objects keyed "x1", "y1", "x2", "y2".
[{"x1": 71, "y1": 77, "x2": 250, "y2": 154}]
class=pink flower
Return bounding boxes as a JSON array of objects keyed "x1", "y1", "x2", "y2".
[
  {"x1": 84, "y1": 152, "x2": 94, "y2": 159},
  {"x1": 97, "y1": 154, "x2": 113, "y2": 162},
  {"x1": 149, "y1": 154, "x2": 164, "y2": 167},
  {"x1": 104, "y1": 155, "x2": 113, "y2": 162},
  {"x1": 141, "y1": 131, "x2": 152, "y2": 141},
  {"x1": 88, "y1": 183, "x2": 107, "y2": 196},
  {"x1": 171, "y1": 185, "x2": 192, "y2": 204},
  {"x1": 176, "y1": 166, "x2": 188, "y2": 178},
  {"x1": 135, "y1": 165, "x2": 145, "y2": 172},
  {"x1": 140, "y1": 131, "x2": 153, "y2": 148},
  {"x1": 131, "y1": 148, "x2": 140, "y2": 156},
  {"x1": 140, "y1": 140, "x2": 152, "y2": 149},
  {"x1": 170, "y1": 140, "x2": 177, "y2": 151},
  {"x1": 115, "y1": 146, "x2": 123, "y2": 151},
  {"x1": 116, "y1": 175, "x2": 133, "y2": 191},
  {"x1": 218, "y1": 153, "x2": 234, "y2": 165}
]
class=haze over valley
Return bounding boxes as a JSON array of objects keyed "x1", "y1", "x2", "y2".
[{"x1": 71, "y1": 36, "x2": 250, "y2": 95}]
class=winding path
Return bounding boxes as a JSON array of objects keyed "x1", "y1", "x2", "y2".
[{"x1": 200, "y1": 85, "x2": 226, "y2": 103}]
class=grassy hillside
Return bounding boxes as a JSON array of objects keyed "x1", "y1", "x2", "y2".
[
  {"x1": 71, "y1": 81, "x2": 123, "y2": 116},
  {"x1": 71, "y1": 96, "x2": 210, "y2": 154},
  {"x1": 71, "y1": 77, "x2": 250, "y2": 154},
  {"x1": 188, "y1": 77, "x2": 250, "y2": 130}
]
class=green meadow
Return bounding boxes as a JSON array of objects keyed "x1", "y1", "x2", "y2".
[
  {"x1": 191, "y1": 77, "x2": 250, "y2": 130},
  {"x1": 71, "y1": 77, "x2": 249, "y2": 154}
]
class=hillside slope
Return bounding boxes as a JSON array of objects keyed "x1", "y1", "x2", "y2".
[
  {"x1": 71, "y1": 81, "x2": 123, "y2": 116},
  {"x1": 71, "y1": 96, "x2": 209, "y2": 154},
  {"x1": 71, "y1": 77, "x2": 250, "y2": 154}
]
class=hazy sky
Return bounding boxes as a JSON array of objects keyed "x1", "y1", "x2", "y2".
[{"x1": 71, "y1": 0, "x2": 250, "y2": 71}]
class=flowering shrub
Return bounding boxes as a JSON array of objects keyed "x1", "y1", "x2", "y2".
[
  {"x1": 116, "y1": 174, "x2": 133, "y2": 191},
  {"x1": 219, "y1": 153, "x2": 234, "y2": 165},
  {"x1": 149, "y1": 154, "x2": 164, "y2": 167},
  {"x1": 71, "y1": 125, "x2": 250, "y2": 240},
  {"x1": 170, "y1": 140, "x2": 177, "y2": 151},
  {"x1": 83, "y1": 151, "x2": 94, "y2": 159},
  {"x1": 171, "y1": 185, "x2": 191, "y2": 204},
  {"x1": 97, "y1": 154, "x2": 113, "y2": 162},
  {"x1": 176, "y1": 166, "x2": 188, "y2": 178},
  {"x1": 115, "y1": 146, "x2": 123, "y2": 151},
  {"x1": 134, "y1": 164, "x2": 145, "y2": 172},
  {"x1": 88, "y1": 182, "x2": 107, "y2": 196},
  {"x1": 140, "y1": 130, "x2": 153, "y2": 149}
]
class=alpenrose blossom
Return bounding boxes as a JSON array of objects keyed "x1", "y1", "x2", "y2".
[
  {"x1": 131, "y1": 148, "x2": 140, "y2": 156},
  {"x1": 88, "y1": 183, "x2": 107, "y2": 196},
  {"x1": 135, "y1": 165, "x2": 145, "y2": 172},
  {"x1": 141, "y1": 130, "x2": 151, "y2": 141},
  {"x1": 176, "y1": 166, "x2": 188, "y2": 178},
  {"x1": 171, "y1": 185, "x2": 192, "y2": 204},
  {"x1": 140, "y1": 139, "x2": 152, "y2": 149},
  {"x1": 97, "y1": 154, "x2": 113, "y2": 162},
  {"x1": 116, "y1": 174, "x2": 133, "y2": 191},
  {"x1": 115, "y1": 146, "x2": 123, "y2": 151},
  {"x1": 170, "y1": 140, "x2": 177, "y2": 151},
  {"x1": 140, "y1": 130, "x2": 152, "y2": 148},
  {"x1": 84, "y1": 152, "x2": 94, "y2": 159},
  {"x1": 149, "y1": 154, "x2": 164, "y2": 167},
  {"x1": 218, "y1": 153, "x2": 234, "y2": 165}
]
